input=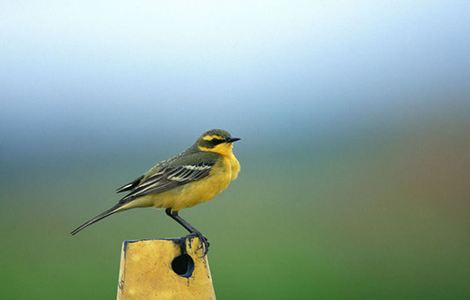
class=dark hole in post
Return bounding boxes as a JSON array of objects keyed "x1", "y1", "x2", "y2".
[{"x1": 171, "y1": 254, "x2": 194, "y2": 278}]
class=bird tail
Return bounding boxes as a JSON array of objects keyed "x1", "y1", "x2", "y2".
[{"x1": 70, "y1": 203, "x2": 123, "y2": 235}]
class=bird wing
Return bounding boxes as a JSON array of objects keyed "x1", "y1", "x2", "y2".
[
  {"x1": 116, "y1": 150, "x2": 186, "y2": 193},
  {"x1": 117, "y1": 152, "x2": 219, "y2": 204},
  {"x1": 116, "y1": 175, "x2": 144, "y2": 193}
]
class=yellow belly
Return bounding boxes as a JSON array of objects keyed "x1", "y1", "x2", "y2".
[{"x1": 121, "y1": 156, "x2": 239, "y2": 212}]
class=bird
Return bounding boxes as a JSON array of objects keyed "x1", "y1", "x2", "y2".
[{"x1": 70, "y1": 129, "x2": 240, "y2": 255}]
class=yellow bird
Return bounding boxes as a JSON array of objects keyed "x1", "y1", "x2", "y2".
[{"x1": 71, "y1": 129, "x2": 240, "y2": 255}]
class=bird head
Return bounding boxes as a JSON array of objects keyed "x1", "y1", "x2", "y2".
[{"x1": 195, "y1": 129, "x2": 240, "y2": 156}]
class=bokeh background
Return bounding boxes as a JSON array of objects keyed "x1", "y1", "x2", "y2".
[{"x1": 1, "y1": 1, "x2": 469, "y2": 299}]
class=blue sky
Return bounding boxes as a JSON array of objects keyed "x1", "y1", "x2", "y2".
[{"x1": 1, "y1": 1, "x2": 469, "y2": 158}]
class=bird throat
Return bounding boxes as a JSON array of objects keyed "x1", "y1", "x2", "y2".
[{"x1": 198, "y1": 143, "x2": 234, "y2": 157}]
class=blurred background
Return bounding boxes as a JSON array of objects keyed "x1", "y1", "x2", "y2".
[{"x1": 1, "y1": 1, "x2": 469, "y2": 299}]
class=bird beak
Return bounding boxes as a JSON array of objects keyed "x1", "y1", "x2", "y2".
[{"x1": 226, "y1": 137, "x2": 241, "y2": 143}]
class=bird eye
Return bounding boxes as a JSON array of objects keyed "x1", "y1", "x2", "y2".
[{"x1": 210, "y1": 138, "x2": 225, "y2": 146}]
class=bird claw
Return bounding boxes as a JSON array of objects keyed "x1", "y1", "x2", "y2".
[{"x1": 186, "y1": 232, "x2": 210, "y2": 256}]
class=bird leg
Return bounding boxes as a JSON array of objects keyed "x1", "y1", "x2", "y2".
[{"x1": 165, "y1": 208, "x2": 210, "y2": 256}]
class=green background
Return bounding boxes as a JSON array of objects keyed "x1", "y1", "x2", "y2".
[{"x1": 1, "y1": 1, "x2": 470, "y2": 299}]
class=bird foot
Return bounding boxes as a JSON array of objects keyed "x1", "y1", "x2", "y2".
[{"x1": 186, "y1": 232, "x2": 210, "y2": 257}]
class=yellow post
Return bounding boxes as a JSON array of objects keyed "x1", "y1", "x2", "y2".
[{"x1": 117, "y1": 236, "x2": 216, "y2": 300}]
